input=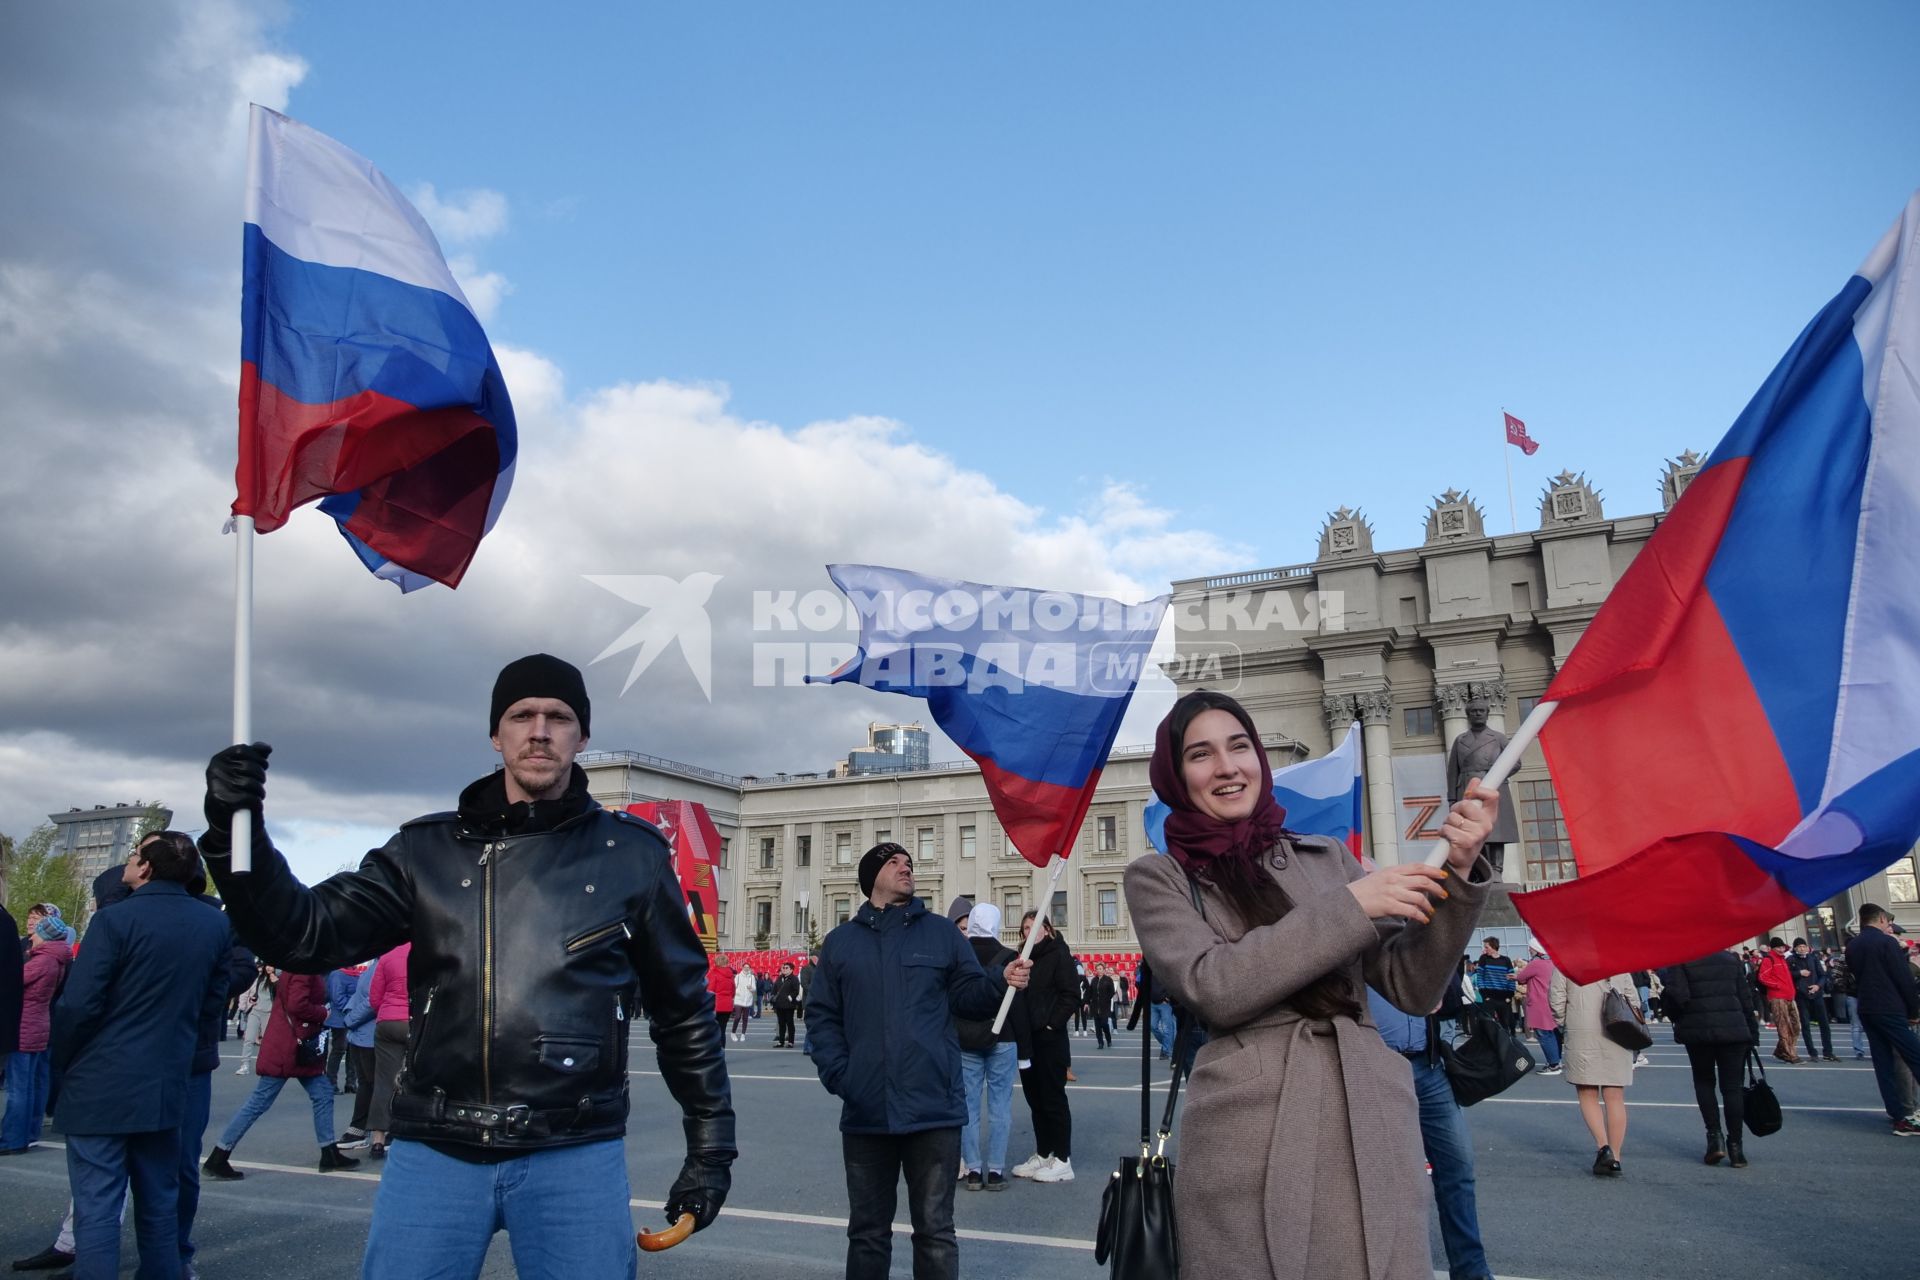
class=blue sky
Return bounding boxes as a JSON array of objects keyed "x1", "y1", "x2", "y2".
[{"x1": 280, "y1": 2, "x2": 1920, "y2": 554}]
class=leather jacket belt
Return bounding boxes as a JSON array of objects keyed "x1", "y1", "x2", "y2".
[{"x1": 392, "y1": 1091, "x2": 625, "y2": 1138}]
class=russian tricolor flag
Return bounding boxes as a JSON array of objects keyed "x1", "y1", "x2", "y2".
[
  {"x1": 235, "y1": 106, "x2": 516, "y2": 591},
  {"x1": 1517, "y1": 192, "x2": 1920, "y2": 982},
  {"x1": 813, "y1": 565, "x2": 1169, "y2": 866},
  {"x1": 1143, "y1": 721, "x2": 1365, "y2": 859}
]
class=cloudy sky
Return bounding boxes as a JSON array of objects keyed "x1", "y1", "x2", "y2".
[{"x1": 5, "y1": 1, "x2": 1918, "y2": 881}]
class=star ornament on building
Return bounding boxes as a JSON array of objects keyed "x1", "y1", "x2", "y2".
[{"x1": 585, "y1": 572, "x2": 722, "y2": 700}]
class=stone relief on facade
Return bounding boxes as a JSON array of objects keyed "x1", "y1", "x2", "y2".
[
  {"x1": 1355, "y1": 689, "x2": 1395, "y2": 725},
  {"x1": 1539, "y1": 469, "x2": 1604, "y2": 526},
  {"x1": 1434, "y1": 681, "x2": 1472, "y2": 717},
  {"x1": 1322, "y1": 691, "x2": 1359, "y2": 727},
  {"x1": 1424, "y1": 488, "x2": 1487, "y2": 544},
  {"x1": 1661, "y1": 450, "x2": 1704, "y2": 511},
  {"x1": 1317, "y1": 505, "x2": 1376, "y2": 559}
]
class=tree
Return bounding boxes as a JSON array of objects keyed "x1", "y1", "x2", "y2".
[
  {"x1": 4, "y1": 823, "x2": 90, "y2": 934},
  {"x1": 129, "y1": 801, "x2": 172, "y2": 844},
  {"x1": 805, "y1": 918, "x2": 821, "y2": 954}
]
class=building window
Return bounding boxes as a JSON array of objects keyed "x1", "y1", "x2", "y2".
[
  {"x1": 1519, "y1": 695, "x2": 1540, "y2": 722},
  {"x1": 759, "y1": 837, "x2": 776, "y2": 870},
  {"x1": 1097, "y1": 815, "x2": 1117, "y2": 851},
  {"x1": 917, "y1": 827, "x2": 934, "y2": 859},
  {"x1": 835, "y1": 832, "x2": 852, "y2": 864},
  {"x1": 1001, "y1": 889, "x2": 1024, "y2": 928},
  {"x1": 1516, "y1": 779, "x2": 1575, "y2": 882},
  {"x1": 833, "y1": 897, "x2": 852, "y2": 926},
  {"x1": 717, "y1": 900, "x2": 729, "y2": 934},
  {"x1": 755, "y1": 901, "x2": 773, "y2": 937},
  {"x1": 796, "y1": 834, "x2": 811, "y2": 867},
  {"x1": 1890, "y1": 852, "x2": 1919, "y2": 904},
  {"x1": 1404, "y1": 707, "x2": 1435, "y2": 737},
  {"x1": 875, "y1": 828, "x2": 891, "y2": 846},
  {"x1": 959, "y1": 825, "x2": 976, "y2": 859},
  {"x1": 1098, "y1": 887, "x2": 1119, "y2": 927},
  {"x1": 793, "y1": 902, "x2": 808, "y2": 934},
  {"x1": 1051, "y1": 890, "x2": 1068, "y2": 929},
  {"x1": 718, "y1": 838, "x2": 730, "y2": 869}
]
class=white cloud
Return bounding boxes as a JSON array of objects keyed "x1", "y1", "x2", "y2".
[
  {"x1": 447, "y1": 254, "x2": 512, "y2": 323},
  {"x1": 409, "y1": 183, "x2": 509, "y2": 244}
]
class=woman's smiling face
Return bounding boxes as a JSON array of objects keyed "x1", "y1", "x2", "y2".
[{"x1": 1180, "y1": 708, "x2": 1262, "y2": 822}]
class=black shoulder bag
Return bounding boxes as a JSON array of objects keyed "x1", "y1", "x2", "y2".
[
  {"x1": 1095, "y1": 961, "x2": 1186, "y2": 1279},
  {"x1": 1437, "y1": 1002, "x2": 1536, "y2": 1106},
  {"x1": 1743, "y1": 1049, "x2": 1783, "y2": 1136}
]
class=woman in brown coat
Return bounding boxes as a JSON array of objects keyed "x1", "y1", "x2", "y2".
[{"x1": 1126, "y1": 690, "x2": 1500, "y2": 1280}]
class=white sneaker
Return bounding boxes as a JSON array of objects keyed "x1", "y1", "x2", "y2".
[
  {"x1": 1010, "y1": 1153, "x2": 1053, "y2": 1178},
  {"x1": 1032, "y1": 1157, "x2": 1074, "y2": 1183},
  {"x1": 235, "y1": 1065, "x2": 251, "y2": 1075},
  {"x1": 1633, "y1": 1053, "x2": 1650, "y2": 1067}
]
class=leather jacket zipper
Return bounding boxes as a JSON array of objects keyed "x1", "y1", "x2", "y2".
[
  {"x1": 402, "y1": 985, "x2": 437, "y2": 1078},
  {"x1": 565, "y1": 919, "x2": 632, "y2": 954},
  {"x1": 479, "y1": 841, "x2": 497, "y2": 1109}
]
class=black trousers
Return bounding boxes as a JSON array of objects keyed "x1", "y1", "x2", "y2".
[
  {"x1": 1684, "y1": 1042, "x2": 1748, "y2": 1136},
  {"x1": 1796, "y1": 994, "x2": 1834, "y2": 1058},
  {"x1": 843, "y1": 1128, "x2": 959, "y2": 1280},
  {"x1": 325, "y1": 1030, "x2": 356, "y2": 1091},
  {"x1": 347, "y1": 1044, "x2": 376, "y2": 1133},
  {"x1": 775, "y1": 1007, "x2": 797, "y2": 1046},
  {"x1": 1481, "y1": 993, "x2": 1516, "y2": 1033},
  {"x1": 1020, "y1": 1029, "x2": 1072, "y2": 1159},
  {"x1": 1093, "y1": 1007, "x2": 1112, "y2": 1048}
]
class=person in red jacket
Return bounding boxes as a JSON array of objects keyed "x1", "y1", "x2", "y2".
[
  {"x1": 708, "y1": 957, "x2": 735, "y2": 1038},
  {"x1": 1757, "y1": 938, "x2": 1803, "y2": 1064},
  {"x1": 2, "y1": 915, "x2": 73, "y2": 1152},
  {"x1": 202, "y1": 968, "x2": 359, "y2": 1176}
]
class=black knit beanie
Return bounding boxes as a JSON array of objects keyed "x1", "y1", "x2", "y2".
[
  {"x1": 859, "y1": 842, "x2": 911, "y2": 897},
  {"x1": 490, "y1": 654, "x2": 591, "y2": 737}
]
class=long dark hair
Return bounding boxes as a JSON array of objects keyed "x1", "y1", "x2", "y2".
[{"x1": 1157, "y1": 690, "x2": 1359, "y2": 1022}]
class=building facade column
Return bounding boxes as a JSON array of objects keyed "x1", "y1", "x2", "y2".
[
  {"x1": 1434, "y1": 680, "x2": 1471, "y2": 747},
  {"x1": 1355, "y1": 690, "x2": 1399, "y2": 866},
  {"x1": 1321, "y1": 692, "x2": 1359, "y2": 752}
]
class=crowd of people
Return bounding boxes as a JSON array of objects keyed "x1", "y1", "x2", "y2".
[{"x1": 3, "y1": 671, "x2": 1920, "y2": 1280}]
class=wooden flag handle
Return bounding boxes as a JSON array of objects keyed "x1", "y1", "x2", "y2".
[{"x1": 637, "y1": 1214, "x2": 696, "y2": 1252}]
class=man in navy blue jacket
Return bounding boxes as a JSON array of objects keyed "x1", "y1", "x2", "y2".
[
  {"x1": 806, "y1": 844, "x2": 1030, "y2": 1280},
  {"x1": 50, "y1": 831, "x2": 232, "y2": 1279},
  {"x1": 1846, "y1": 903, "x2": 1920, "y2": 1135}
]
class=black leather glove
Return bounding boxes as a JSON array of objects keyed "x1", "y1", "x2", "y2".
[
  {"x1": 205, "y1": 742, "x2": 273, "y2": 834},
  {"x1": 663, "y1": 1151, "x2": 732, "y2": 1232}
]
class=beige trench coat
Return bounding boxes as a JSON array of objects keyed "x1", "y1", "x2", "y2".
[
  {"x1": 1549, "y1": 972, "x2": 1639, "y2": 1088},
  {"x1": 1125, "y1": 837, "x2": 1493, "y2": 1280}
]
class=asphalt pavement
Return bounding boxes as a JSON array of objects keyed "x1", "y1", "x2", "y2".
[{"x1": 1, "y1": 1012, "x2": 1909, "y2": 1278}]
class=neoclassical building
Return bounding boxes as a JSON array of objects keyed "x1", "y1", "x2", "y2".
[{"x1": 584, "y1": 456, "x2": 1918, "y2": 953}]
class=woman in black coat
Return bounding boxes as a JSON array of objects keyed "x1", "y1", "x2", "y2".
[
  {"x1": 1661, "y1": 949, "x2": 1761, "y2": 1167},
  {"x1": 768, "y1": 962, "x2": 803, "y2": 1048}
]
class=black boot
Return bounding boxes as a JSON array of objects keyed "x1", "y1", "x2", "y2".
[
  {"x1": 1704, "y1": 1127, "x2": 1726, "y2": 1165},
  {"x1": 202, "y1": 1146, "x2": 244, "y2": 1181},
  {"x1": 1591, "y1": 1145, "x2": 1615, "y2": 1176},
  {"x1": 1727, "y1": 1136, "x2": 1747, "y2": 1168},
  {"x1": 319, "y1": 1143, "x2": 361, "y2": 1172}
]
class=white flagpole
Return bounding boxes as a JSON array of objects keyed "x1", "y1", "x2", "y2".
[
  {"x1": 230, "y1": 516, "x2": 256, "y2": 873},
  {"x1": 1422, "y1": 699, "x2": 1558, "y2": 869},
  {"x1": 1503, "y1": 409, "x2": 1519, "y2": 534},
  {"x1": 990, "y1": 853, "x2": 1067, "y2": 1035}
]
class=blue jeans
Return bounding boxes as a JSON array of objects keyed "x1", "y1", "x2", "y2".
[
  {"x1": 1533, "y1": 1027, "x2": 1563, "y2": 1068},
  {"x1": 960, "y1": 1042, "x2": 1017, "y2": 1174},
  {"x1": 2, "y1": 1049, "x2": 50, "y2": 1148},
  {"x1": 1150, "y1": 1003, "x2": 1176, "y2": 1058},
  {"x1": 362, "y1": 1138, "x2": 636, "y2": 1279},
  {"x1": 1846, "y1": 996, "x2": 1868, "y2": 1055},
  {"x1": 1410, "y1": 1058, "x2": 1489, "y2": 1280},
  {"x1": 178, "y1": 1071, "x2": 212, "y2": 1265},
  {"x1": 67, "y1": 1129, "x2": 181, "y2": 1280},
  {"x1": 217, "y1": 1074, "x2": 334, "y2": 1151},
  {"x1": 1860, "y1": 1010, "x2": 1920, "y2": 1121}
]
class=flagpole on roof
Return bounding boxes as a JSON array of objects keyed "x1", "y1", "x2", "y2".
[
  {"x1": 1503, "y1": 407, "x2": 1518, "y2": 534},
  {"x1": 990, "y1": 854, "x2": 1068, "y2": 1035},
  {"x1": 229, "y1": 515, "x2": 256, "y2": 873},
  {"x1": 1421, "y1": 698, "x2": 1557, "y2": 870}
]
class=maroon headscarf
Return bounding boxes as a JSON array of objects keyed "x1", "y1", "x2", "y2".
[{"x1": 1149, "y1": 690, "x2": 1289, "y2": 881}]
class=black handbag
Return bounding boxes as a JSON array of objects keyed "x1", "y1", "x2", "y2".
[
  {"x1": 1438, "y1": 1004, "x2": 1536, "y2": 1106},
  {"x1": 1743, "y1": 1049, "x2": 1783, "y2": 1136},
  {"x1": 1602, "y1": 987, "x2": 1653, "y2": 1052},
  {"x1": 1095, "y1": 964, "x2": 1186, "y2": 1279}
]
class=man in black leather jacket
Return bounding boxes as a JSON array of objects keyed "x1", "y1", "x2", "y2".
[{"x1": 197, "y1": 654, "x2": 733, "y2": 1278}]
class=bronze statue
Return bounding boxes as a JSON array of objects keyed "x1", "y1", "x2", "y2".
[{"x1": 1447, "y1": 695, "x2": 1520, "y2": 878}]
